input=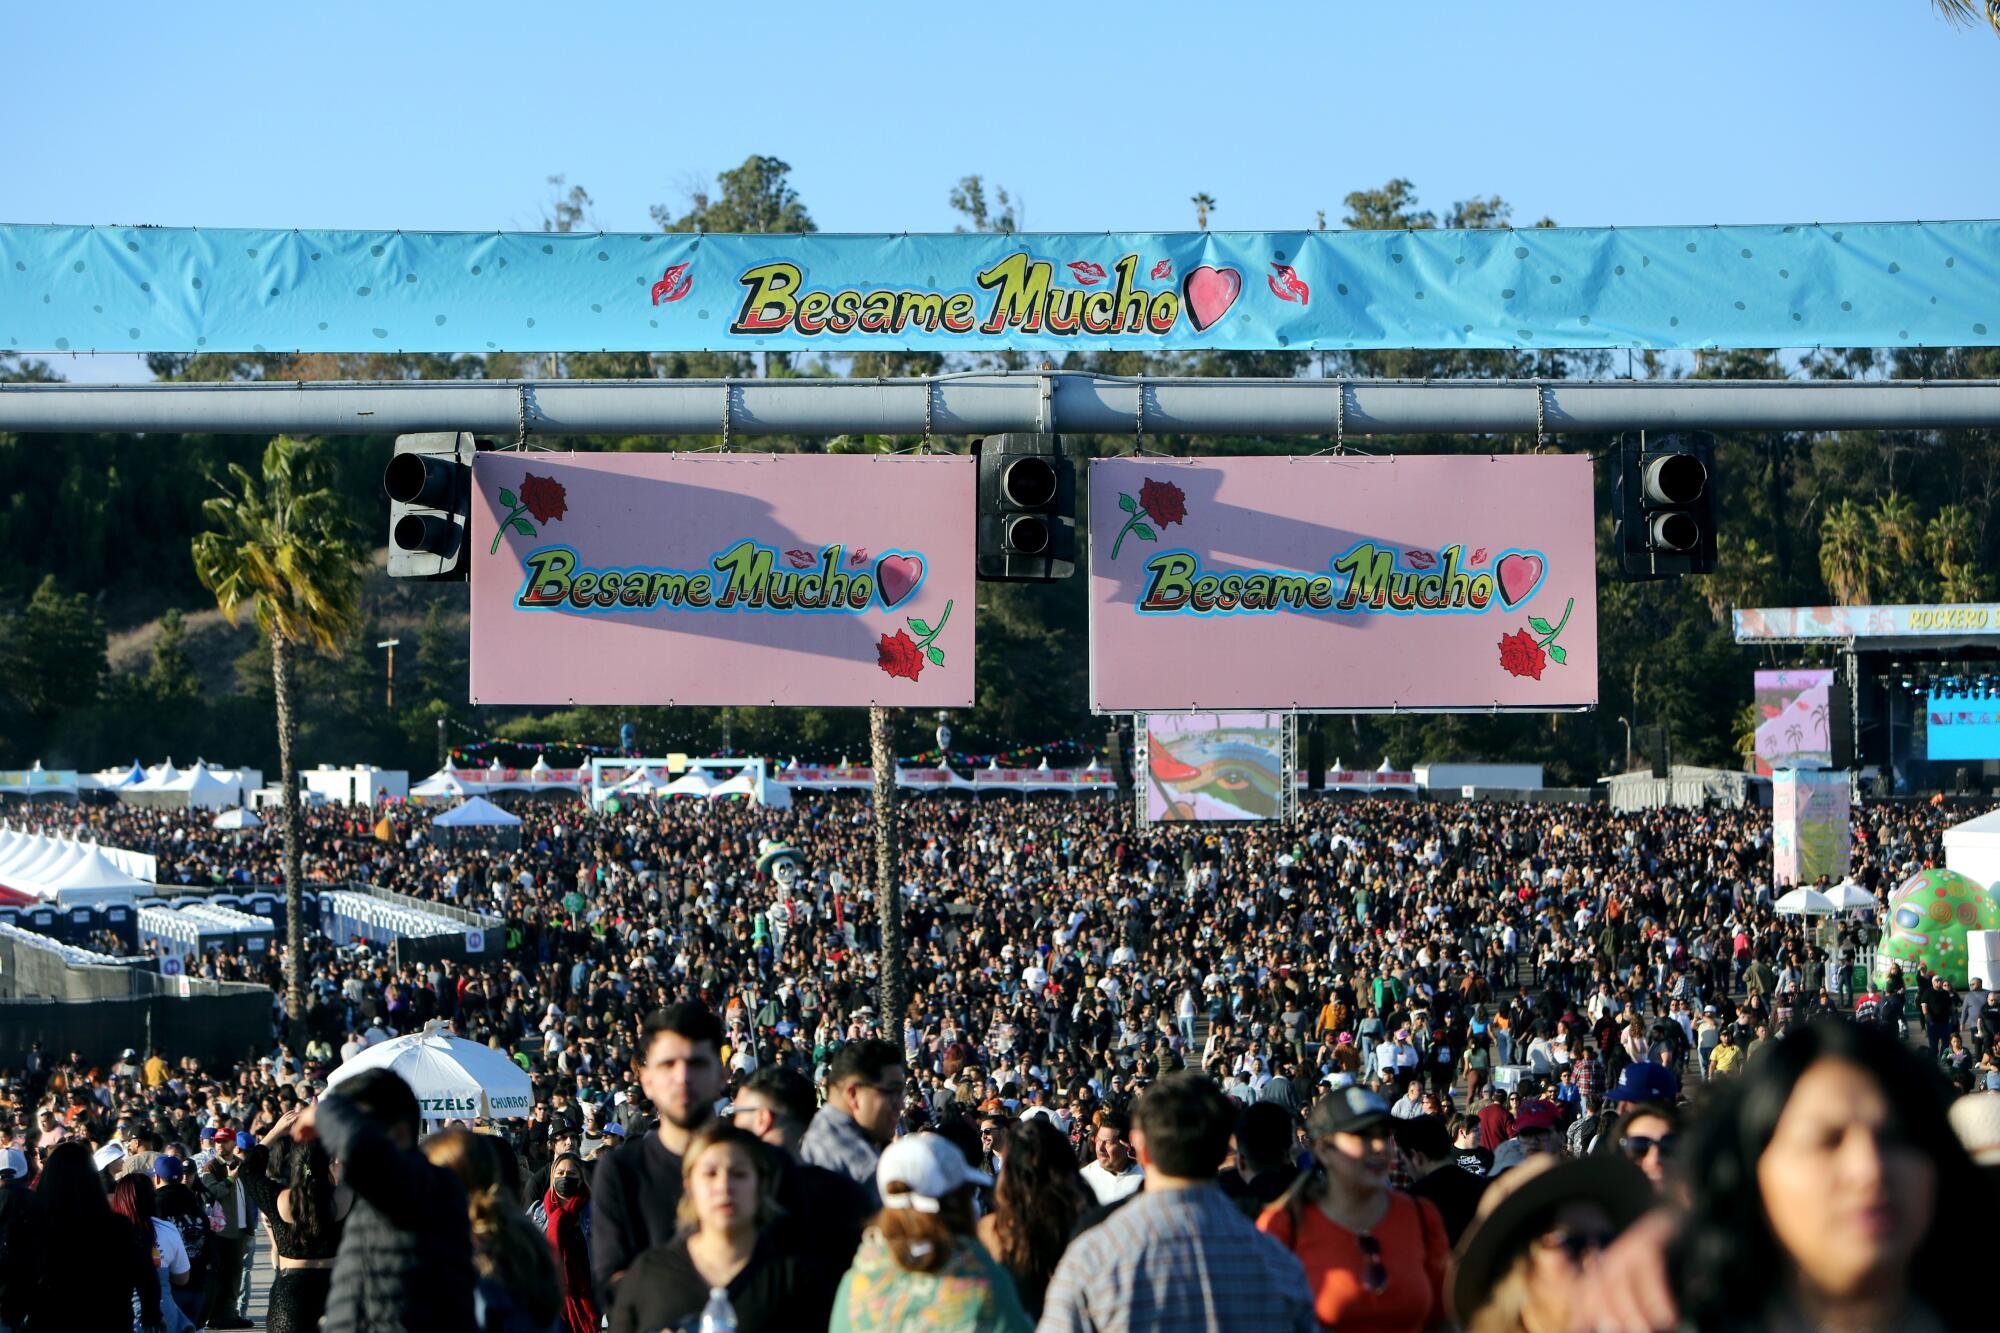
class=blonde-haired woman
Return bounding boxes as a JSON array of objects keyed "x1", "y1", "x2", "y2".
[
  {"x1": 422, "y1": 1128, "x2": 563, "y2": 1333},
  {"x1": 830, "y1": 1132, "x2": 1030, "y2": 1333},
  {"x1": 1447, "y1": 1154, "x2": 1651, "y2": 1333},
  {"x1": 608, "y1": 1123, "x2": 840, "y2": 1333}
]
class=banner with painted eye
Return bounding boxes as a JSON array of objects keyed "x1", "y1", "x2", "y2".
[
  {"x1": 2, "y1": 220, "x2": 1995, "y2": 354},
  {"x1": 1137, "y1": 712, "x2": 1297, "y2": 825},
  {"x1": 1088, "y1": 454, "x2": 1598, "y2": 712},
  {"x1": 468, "y1": 453, "x2": 973, "y2": 707}
]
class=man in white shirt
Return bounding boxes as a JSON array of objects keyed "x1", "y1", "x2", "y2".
[{"x1": 1078, "y1": 1111, "x2": 1145, "y2": 1204}]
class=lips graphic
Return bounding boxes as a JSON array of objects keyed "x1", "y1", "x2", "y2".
[
  {"x1": 1067, "y1": 260, "x2": 1107, "y2": 286},
  {"x1": 650, "y1": 262, "x2": 692, "y2": 305},
  {"x1": 1150, "y1": 259, "x2": 1174, "y2": 280}
]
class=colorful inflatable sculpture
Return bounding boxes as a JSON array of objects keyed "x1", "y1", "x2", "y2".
[{"x1": 1875, "y1": 867, "x2": 2000, "y2": 989}]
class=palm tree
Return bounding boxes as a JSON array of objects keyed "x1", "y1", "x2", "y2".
[
  {"x1": 1924, "y1": 503, "x2": 1986, "y2": 600},
  {"x1": 192, "y1": 436, "x2": 365, "y2": 1043},
  {"x1": 1931, "y1": 1, "x2": 2000, "y2": 36},
  {"x1": 1869, "y1": 491, "x2": 1926, "y2": 600},
  {"x1": 1818, "y1": 498, "x2": 1873, "y2": 604},
  {"x1": 1702, "y1": 534, "x2": 1776, "y2": 624},
  {"x1": 1190, "y1": 193, "x2": 1217, "y2": 230}
]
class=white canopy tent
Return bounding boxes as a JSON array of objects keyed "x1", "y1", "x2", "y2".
[
  {"x1": 1774, "y1": 887, "x2": 1840, "y2": 916},
  {"x1": 1824, "y1": 880, "x2": 1882, "y2": 913},
  {"x1": 326, "y1": 1023, "x2": 533, "y2": 1121},
  {"x1": 705, "y1": 771, "x2": 791, "y2": 807},
  {"x1": 431, "y1": 796, "x2": 522, "y2": 828},
  {"x1": 213, "y1": 807, "x2": 263, "y2": 831},
  {"x1": 660, "y1": 769, "x2": 719, "y2": 798},
  {"x1": 1943, "y1": 808, "x2": 2000, "y2": 892},
  {"x1": 410, "y1": 769, "x2": 468, "y2": 800}
]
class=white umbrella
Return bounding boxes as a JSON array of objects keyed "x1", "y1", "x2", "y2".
[
  {"x1": 326, "y1": 1022, "x2": 534, "y2": 1121},
  {"x1": 1824, "y1": 880, "x2": 1881, "y2": 913},
  {"x1": 1773, "y1": 887, "x2": 1839, "y2": 916},
  {"x1": 213, "y1": 807, "x2": 263, "y2": 830}
]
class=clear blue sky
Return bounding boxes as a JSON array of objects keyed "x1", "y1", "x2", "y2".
[{"x1": 5, "y1": 0, "x2": 1997, "y2": 379}]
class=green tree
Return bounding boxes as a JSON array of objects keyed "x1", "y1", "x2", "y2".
[
  {"x1": 653, "y1": 155, "x2": 817, "y2": 234},
  {"x1": 542, "y1": 174, "x2": 594, "y2": 233},
  {"x1": 1819, "y1": 498, "x2": 1875, "y2": 604},
  {"x1": 0, "y1": 575, "x2": 108, "y2": 720},
  {"x1": 1931, "y1": 0, "x2": 2000, "y2": 36},
  {"x1": 949, "y1": 175, "x2": 1018, "y2": 233},
  {"x1": 146, "y1": 608, "x2": 200, "y2": 702},
  {"x1": 191, "y1": 436, "x2": 365, "y2": 1040},
  {"x1": 1190, "y1": 193, "x2": 1216, "y2": 229},
  {"x1": 1869, "y1": 490, "x2": 1928, "y2": 600},
  {"x1": 0, "y1": 354, "x2": 59, "y2": 383}
]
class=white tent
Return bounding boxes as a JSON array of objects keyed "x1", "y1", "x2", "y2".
[
  {"x1": 1825, "y1": 880, "x2": 1882, "y2": 913},
  {"x1": 1944, "y1": 808, "x2": 2000, "y2": 892},
  {"x1": 37, "y1": 845, "x2": 149, "y2": 906},
  {"x1": 410, "y1": 769, "x2": 468, "y2": 800},
  {"x1": 95, "y1": 761, "x2": 146, "y2": 789},
  {"x1": 213, "y1": 807, "x2": 263, "y2": 830},
  {"x1": 610, "y1": 766, "x2": 672, "y2": 796},
  {"x1": 432, "y1": 796, "x2": 522, "y2": 828},
  {"x1": 705, "y1": 771, "x2": 791, "y2": 808},
  {"x1": 1774, "y1": 887, "x2": 1840, "y2": 916},
  {"x1": 120, "y1": 760, "x2": 238, "y2": 810},
  {"x1": 327, "y1": 1023, "x2": 533, "y2": 1121},
  {"x1": 662, "y1": 769, "x2": 719, "y2": 798}
]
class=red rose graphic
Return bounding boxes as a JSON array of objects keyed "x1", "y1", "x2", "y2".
[
  {"x1": 877, "y1": 630, "x2": 926, "y2": 682},
  {"x1": 519, "y1": 473, "x2": 567, "y2": 525},
  {"x1": 1138, "y1": 478, "x2": 1187, "y2": 529},
  {"x1": 490, "y1": 472, "x2": 570, "y2": 553},
  {"x1": 1498, "y1": 628, "x2": 1548, "y2": 680},
  {"x1": 1110, "y1": 478, "x2": 1190, "y2": 559}
]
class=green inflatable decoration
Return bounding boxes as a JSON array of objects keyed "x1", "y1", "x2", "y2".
[{"x1": 1875, "y1": 867, "x2": 2000, "y2": 989}]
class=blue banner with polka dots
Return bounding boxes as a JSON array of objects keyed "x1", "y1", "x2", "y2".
[{"x1": 1, "y1": 221, "x2": 1994, "y2": 355}]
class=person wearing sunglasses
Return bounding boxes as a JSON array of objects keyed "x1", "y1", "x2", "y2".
[
  {"x1": 1447, "y1": 1153, "x2": 1652, "y2": 1333},
  {"x1": 1259, "y1": 1086, "x2": 1449, "y2": 1331},
  {"x1": 1593, "y1": 1102, "x2": 1678, "y2": 1192}
]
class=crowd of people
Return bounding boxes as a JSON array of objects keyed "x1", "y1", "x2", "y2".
[{"x1": 1, "y1": 787, "x2": 1996, "y2": 1331}]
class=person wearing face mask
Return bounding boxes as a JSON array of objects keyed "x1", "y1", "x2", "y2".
[
  {"x1": 526, "y1": 1153, "x2": 597, "y2": 1333},
  {"x1": 1258, "y1": 1085, "x2": 1449, "y2": 1332}
]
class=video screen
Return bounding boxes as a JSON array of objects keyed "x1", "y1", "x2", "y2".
[{"x1": 1926, "y1": 689, "x2": 2000, "y2": 761}]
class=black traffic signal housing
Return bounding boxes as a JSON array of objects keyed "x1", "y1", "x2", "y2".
[
  {"x1": 1613, "y1": 431, "x2": 1716, "y2": 581},
  {"x1": 384, "y1": 432, "x2": 482, "y2": 580},
  {"x1": 975, "y1": 433, "x2": 1076, "y2": 581}
]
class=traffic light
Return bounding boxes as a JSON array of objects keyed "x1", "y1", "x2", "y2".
[
  {"x1": 383, "y1": 432, "x2": 480, "y2": 580},
  {"x1": 975, "y1": 433, "x2": 1076, "y2": 581},
  {"x1": 1613, "y1": 431, "x2": 1716, "y2": 581}
]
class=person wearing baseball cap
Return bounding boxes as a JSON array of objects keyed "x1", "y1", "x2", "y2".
[
  {"x1": 1603, "y1": 1060, "x2": 1679, "y2": 1108},
  {"x1": 1257, "y1": 1085, "x2": 1449, "y2": 1329},
  {"x1": 1488, "y1": 1100, "x2": 1565, "y2": 1179},
  {"x1": 826, "y1": 1133, "x2": 1023, "y2": 1330}
]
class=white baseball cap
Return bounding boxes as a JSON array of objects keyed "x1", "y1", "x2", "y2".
[
  {"x1": 0, "y1": 1147, "x2": 28, "y2": 1180},
  {"x1": 876, "y1": 1133, "x2": 992, "y2": 1213}
]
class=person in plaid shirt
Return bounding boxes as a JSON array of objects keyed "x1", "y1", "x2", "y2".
[{"x1": 1572, "y1": 1044, "x2": 1601, "y2": 1115}]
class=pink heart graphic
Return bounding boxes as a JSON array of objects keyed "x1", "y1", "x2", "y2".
[
  {"x1": 1181, "y1": 266, "x2": 1242, "y2": 333},
  {"x1": 1496, "y1": 552, "x2": 1544, "y2": 607},
  {"x1": 876, "y1": 554, "x2": 923, "y2": 609}
]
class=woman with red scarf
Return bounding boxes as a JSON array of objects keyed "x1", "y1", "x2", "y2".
[{"x1": 528, "y1": 1151, "x2": 598, "y2": 1333}]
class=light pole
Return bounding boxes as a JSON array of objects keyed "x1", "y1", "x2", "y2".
[
  {"x1": 1617, "y1": 715, "x2": 1633, "y2": 773},
  {"x1": 377, "y1": 638, "x2": 401, "y2": 710}
]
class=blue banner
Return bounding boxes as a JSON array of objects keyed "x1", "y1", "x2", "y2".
[{"x1": 1, "y1": 221, "x2": 1994, "y2": 356}]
